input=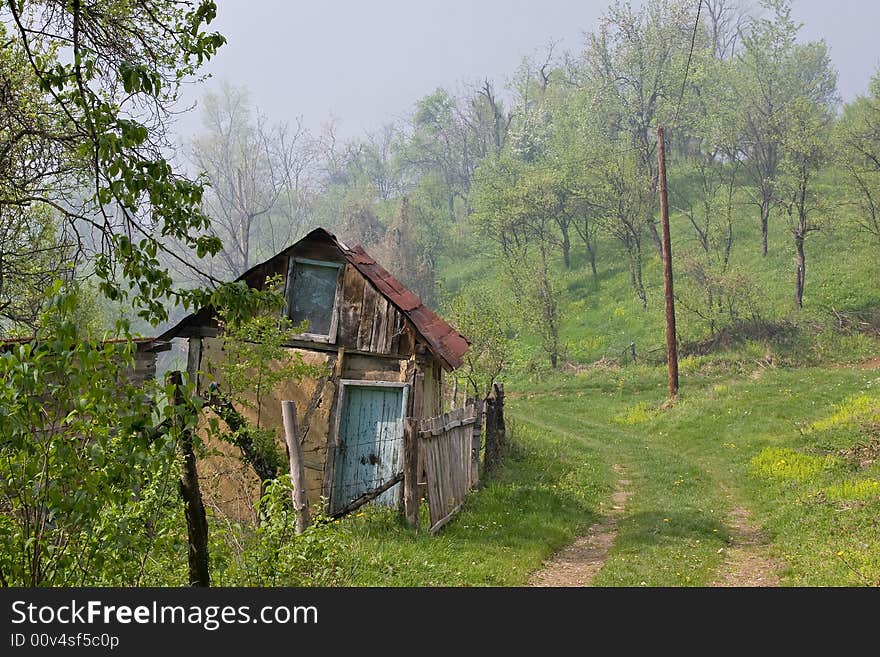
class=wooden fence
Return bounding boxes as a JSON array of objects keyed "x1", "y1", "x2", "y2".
[
  {"x1": 400, "y1": 383, "x2": 504, "y2": 533},
  {"x1": 416, "y1": 403, "x2": 480, "y2": 533}
]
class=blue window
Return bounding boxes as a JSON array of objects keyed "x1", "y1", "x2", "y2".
[{"x1": 285, "y1": 257, "x2": 343, "y2": 343}]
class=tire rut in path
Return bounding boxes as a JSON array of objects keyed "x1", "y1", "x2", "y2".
[
  {"x1": 711, "y1": 505, "x2": 782, "y2": 587},
  {"x1": 529, "y1": 465, "x2": 631, "y2": 587}
]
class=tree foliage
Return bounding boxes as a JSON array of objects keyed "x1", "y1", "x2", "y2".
[
  {"x1": 0, "y1": 287, "x2": 189, "y2": 585},
  {"x1": 1, "y1": 0, "x2": 226, "y2": 324}
]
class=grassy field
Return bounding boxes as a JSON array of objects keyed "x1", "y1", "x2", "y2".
[
  {"x1": 509, "y1": 363, "x2": 880, "y2": 586},
  {"x1": 336, "y1": 361, "x2": 880, "y2": 586},
  {"x1": 334, "y1": 200, "x2": 880, "y2": 586}
]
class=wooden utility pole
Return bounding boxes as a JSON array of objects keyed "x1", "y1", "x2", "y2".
[
  {"x1": 281, "y1": 400, "x2": 310, "y2": 535},
  {"x1": 657, "y1": 126, "x2": 679, "y2": 398}
]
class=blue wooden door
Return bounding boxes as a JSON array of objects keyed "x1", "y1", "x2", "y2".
[{"x1": 332, "y1": 384, "x2": 406, "y2": 514}]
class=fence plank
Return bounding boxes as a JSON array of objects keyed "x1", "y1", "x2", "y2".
[{"x1": 420, "y1": 403, "x2": 478, "y2": 533}]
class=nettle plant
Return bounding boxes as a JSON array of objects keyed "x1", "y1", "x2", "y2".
[
  {"x1": 0, "y1": 286, "x2": 193, "y2": 586},
  {"x1": 213, "y1": 478, "x2": 349, "y2": 586}
]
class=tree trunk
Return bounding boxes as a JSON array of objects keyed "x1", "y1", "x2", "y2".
[
  {"x1": 168, "y1": 372, "x2": 210, "y2": 587},
  {"x1": 560, "y1": 223, "x2": 571, "y2": 269},
  {"x1": 794, "y1": 233, "x2": 805, "y2": 308},
  {"x1": 647, "y1": 218, "x2": 663, "y2": 257},
  {"x1": 483, "y1": 396, "x2": 498, "y2": 475},
  {"x1": 760, "y1": 196, "x2": 771, "y2": 257},
  {"x1": 586, "y1": 241, "x2": 598, "y2": 279},
  {"x1": 634, "y1": 244, "x2": 647, "y2": 309},
  {"x1": 492, "y1": 383, "x2": 506, "y2": 454}
]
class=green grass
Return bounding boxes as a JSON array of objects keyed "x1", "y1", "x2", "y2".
[
  {"x1": 333, "y1": 362, "x2": 880, "y2": 586},
  {"x1": 334, "y1": 418, "x2": 609, "y2": 585},
  {"x1": 327, "y1": 194, "x2": 880, "y2": 587},
  {"x1": 507, "y1": 365, "x2": 880, "y2": 586}
]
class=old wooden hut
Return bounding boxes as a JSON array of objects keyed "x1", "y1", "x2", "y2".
[{"x1": 159, "y1": 227, "x2": 469, "y2": 519}]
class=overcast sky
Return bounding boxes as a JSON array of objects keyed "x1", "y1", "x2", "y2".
[{"x1": 176, "y1": 0, "x2": 880, "y2": 140}]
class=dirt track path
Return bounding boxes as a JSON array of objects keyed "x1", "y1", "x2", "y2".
[
  {"x1": 529, "y1": 465, "x2": 631, "y2": 587},
  {"x1": 515, "y1": 413, "x2": 784, "y2": 587},
  {"x1": 711, "y1": 505, "x2": 782, "y2": 587}
]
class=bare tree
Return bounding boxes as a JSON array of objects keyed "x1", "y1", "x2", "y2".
[
  {"x1": 704, "y1": 0, "x2": 752, "y2": 59},
  {"x1": 188, "y1": 83, "x2": 318, "y2": 279}
]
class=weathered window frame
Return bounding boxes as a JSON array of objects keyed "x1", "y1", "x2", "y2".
[
  {"x1": 327, "y1": 379, "x2": 410, "y2": 513},
  {"x1": 284, "y1": 256, "x2": 344, "y2": 344}
]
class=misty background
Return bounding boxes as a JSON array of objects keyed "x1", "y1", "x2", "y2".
[{"x1": 175, "y1": 0, "x2": 880, "y2": 141}]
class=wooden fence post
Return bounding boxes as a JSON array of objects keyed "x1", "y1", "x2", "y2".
[
  {"x1": 493, "y1": 382, "x2": 506, "y2": 453},
  {"x1": 412, "y1": 371, "x2": 427, "y2": 503},
  {"x1": 282, "y1": 400, "x2": 310, "y2": 535},
  {"x1": 403, "y1": 417, "x2": 420, "y2": 529},
  {"x1": 168, "y1": 371, "x2": 210, "y2": 587},
  {"x1": 469, "y1": 399, "x2": 483, "y2": 488},
  {"x1": 484, "y1": 393, "x2": 498, "y2": 475}
]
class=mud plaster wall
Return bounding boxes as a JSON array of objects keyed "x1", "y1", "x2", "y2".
[{"x1": 195, "y1": 337, "x2": 413, "y2": 523}]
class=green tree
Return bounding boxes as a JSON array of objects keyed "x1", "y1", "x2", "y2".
[
  {"x1": 1, "y1": 0, "x2": 226, "y2": 324},
  {"x1": 837, "y1": 69, "x2": 880, "y2": 244},
  {"x1": 572, "y1": 0, "x2": 704, "y2": 256},
  {"x1": 736, "y1": 0, "x2": 837, "y2": 256},
  {"x1": 671, "y1": 55, "x2": 746, "y2": 332},
  {"x1": 588, "y1": 130, "x2": 654, "y2": 308},
  {"x1": 472, "y1": 154, "x2": 564, "y2": 367},
  {"x1": 0, "y1": 287, "x2": 187, "y2": 585},
  {"x1": 448, "y1": 282, "x2": 511, "y2": 399},
  {"x1": 0, "y1": 24, "x2": 76, "y2": 333},
  {"x1": 777, "y1": 97, "x2": 833, "y2": 308}
]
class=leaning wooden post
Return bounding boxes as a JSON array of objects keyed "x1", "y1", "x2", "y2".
[
  {"x1": 403, "y1": 417, "x2": 420, "y2": 529},
  {"x1": 282, "y1": 400, "x2": 310, "y2": 535},
  {"x1": 469, "y1": 398, "x2": 483, "y2": 488},
  {"x1": 168, "y1": 370, "x2": 210, "y2": 587}
]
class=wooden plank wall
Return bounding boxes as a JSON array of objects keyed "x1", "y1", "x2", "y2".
[
  {"x1": 240, "y1": 237, "x2": 416, "y2": 359},
  {"x1": 341, "y1": 264, "x2": 408, "y2": 356},
  {"x1": 419, "y1": 403, "x2": 477, "y2": 534}
]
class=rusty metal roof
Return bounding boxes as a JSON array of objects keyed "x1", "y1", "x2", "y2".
[{"x1": 159, "y1": 227, "x2": 469, "y2": 370}]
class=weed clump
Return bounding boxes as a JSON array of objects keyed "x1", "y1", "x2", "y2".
[{"x1": 751, "y1": 447, "x2": 838, "y2": 482}]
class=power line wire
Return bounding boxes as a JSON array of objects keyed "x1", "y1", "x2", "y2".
[{"x1": 674, "y1": 0, "x2": 704, "y2": 125}]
